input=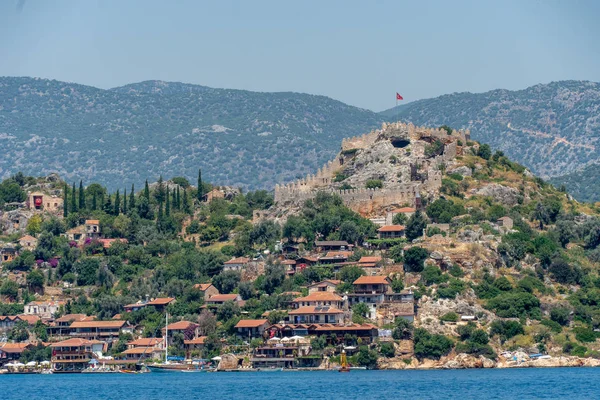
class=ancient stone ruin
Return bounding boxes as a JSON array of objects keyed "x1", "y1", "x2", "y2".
[{"x1": 274, "y1": 122, "x2": 470, "y2": 215}]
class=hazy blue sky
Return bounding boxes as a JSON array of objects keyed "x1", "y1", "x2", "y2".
[{"x1": 1, "y1": 0, "x2": 599, "y2": 111}]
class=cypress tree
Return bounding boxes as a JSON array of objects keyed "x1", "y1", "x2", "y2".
[
  {"x1": 176, "y1": 186, "x2": 181, "y2": 210},
  {"x1": 144, "y1": 180, "x2": 150, "y2": 201},
  {"x1": 71, "y1": 182, "x2": 77, "y2": 213},
  {"x1": 103, "y1": 194, "x2": 113, "y2": 215},
  {"x1": 63, "y1": 183, "x2": 68, "y2": 217},
  {"x1": 197, "y1": 169, "x2": 203, "y2": 202},
  {"x1": 182, "y1": 188, "x2": 189, "y2": 213},
  {"x1": 165, "y1": 187, "x2": 170, "y2": 217},
  {"x1": 129, "y1": 184, "x2": 135, "y2": 210},
  {"x1": 123, "y1": 188, "x2": 127, "y2": 214},
  {"x1": 92, "y1": 192, "x2": 97, "y2": 211},
  {"x1": 114, "y1": 190, "x2": 120, "y2": 216},
  {"x1": 157, "y1": 199, "x2": 164, "y2": 230},
  {"x1": 79, "y1": 180, "x2": 85, "y2": 210},
  {"x1": 171, "y1": 188, "x2": 177, "y2": 211},
  {"x1": 156, "y1": 176, "x2": 165, "y2": 204}
]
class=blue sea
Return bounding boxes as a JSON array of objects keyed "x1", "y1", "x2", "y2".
[{"x1": 2, "y1": 368, "x2": 598, "y2": 399}]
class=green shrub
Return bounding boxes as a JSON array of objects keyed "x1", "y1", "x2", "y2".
[
  {"x1": 421, "y1": 266, "x2": 448, "y2": 286},
  {"x1": 440, "y1": 312, "x2": 459, "y2": 322},
  {"x1": 550, "y1": 307, "x2": 571, "y2": 326},
  {"x1": 573, "y1": 327, "x2": 598, "y2": 343},
  {"x1": 540, "y1": 319, "x2": 562, "y2": 333},
  {"x1": 413, "y1": 328, "x2": 453, "y2": 360},
  {"x1": 379, "y1": 342, "x2": 395, "y2": 358},
  {"x1": 486, "y1": 292, "x2": 540, "y2": 318},
  {"x1": 489, "y1": 320, "x2": 524, "y2": 341},
  {"x1": 437, "y1": 279, "x2": 465, "y2": 299},
  {"x1": 448, "y1": 264, "x2": 464, "y2": 278},
  {"x1": 365, "y1": 179, "x2": 383, "y2": 189}
]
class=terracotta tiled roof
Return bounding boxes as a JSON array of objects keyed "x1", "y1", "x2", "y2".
[
  {"x1": 70, "y1": 320, "x2": 125, "y2": 329},
  {"x1": 293, "y1": 292, "x2": 343, "y2": 302},
  {"x1": 165, "y1": 321, "x2": 198, "y2": 331},
  {"x1": 128, "y1": 338, "x2": 163, "y2": 347},
  {"x1": 193, "y1": 283, "x2": 214, "y2": 291},
  {"x1": 312, "y1": 323, "x2": 377, "y2": 332},
  {"x1": 235, "y1": 319, "x2": 269, "y2": 329},
  {"x1": 0, "y1": 342, "x2": 33, "y2": 353},
  {"x1": 184, "y1": 337, "x2": 207, "y2": 345},
  {"x1": 55, "y1": 314, "x2": 93, "y2": 323},
  {"x1": 281, "y1": 291, "x2": 303, "y2": 297},
  {"x1": 18, "y1": 235, "x2": 37, "y2": 242},
  {"x1": 50, "y1": 338, "x2": 104, "y2": 347},
  {"x1": 288, "y1": 306, "x2": 344, "y2": 315},
  {"x1": 206, "y1": 294, "x2": 240, "y2": 302},
  {"x1": 353, "y1": 276, "x2": 391, "y2": 285},
  {"x1": 85, "y1": 220, "x2": 100, "y2": 225},
  {"x1": 377, "y1": 225, "x2": 405, "y2": 232},
  {"x1": 147, "y1": 297, "x2": 175, "y2": 306},
  {"x1": 280, "y1": 259, "x2": 296, "y2": 265},
  {"x1": 224, "y1": 257, "x2": 250, "y2": 265},
  {"x1": 17, "y1": 314, "x2": 41, "y2": 325},
  {"x1": 325, "y1": 251, "x2": 353, "y2": 258},
  {"x1": 391, "y1": 207, "x2": 416, "y2": 213},
  {"x1": 97, "y1": 238, "x2": 128, "y2": 249},
  {"x1": 358, "y1": 256, "x2": 382, "y2": 264},
  {"x1": 121, "y1": 347, "x2": 160, "y2": 355},
  {"x1": 309, "y1": 280, "x2": 341, "y2": 288}
]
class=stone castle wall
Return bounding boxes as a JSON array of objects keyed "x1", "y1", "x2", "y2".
[
  {"x1": 274, "y1": 122, "x2": 469, "y2": 212},
  {"x1": 274, "y1": 185, "x2": 420, "y2": 212}
]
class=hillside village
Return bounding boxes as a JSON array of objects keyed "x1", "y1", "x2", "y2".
[{"x1": 2, "y1": 122, "x2": 600, "y2": 372}]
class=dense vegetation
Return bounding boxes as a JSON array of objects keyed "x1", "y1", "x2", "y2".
[{"x1": 0, "y1": 77, "x2": 384, "y2": 191}]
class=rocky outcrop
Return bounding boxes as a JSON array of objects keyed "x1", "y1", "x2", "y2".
[
  {"x1": 217, "y1": 353, "x2": 239, "y2": 370},
  {"x1": 447, "y1": 165, "x2": 472, "y2": 177},
  {"x1": 476, "y1": 184, "x2": 520, "y2": 206}
]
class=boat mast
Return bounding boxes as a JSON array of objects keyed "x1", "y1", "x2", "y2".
[{"x1": 165, "y1": 312, "x2": 168, "y2": 363}]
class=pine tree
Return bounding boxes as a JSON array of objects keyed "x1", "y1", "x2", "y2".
[
  {"x1": 144, "y1": 180, "x2": 150, "y2": 201},
  {"x1": 406, "y1": 210, "x2": 428, "y2": 241},
  {"x1": 176, "y1": 186, "x2": 181, "y2": 210},
  {"x1": 79, "y1": 180, "x2": 85, "y2": 210},
  {"x1": 123, "y1": 188, "x2": 127, "y2": 214},
  {"x1": 197, "y1": 169, "x2": 203, "y2": 202},
  {"x1": 182, "y1": 188, "x2": 190, "y2": 213},
  {"x1": 129, "y1": 184, "x2": 135, "y2": 210},
  {"x1": 92, "y1": 192, "x2": 97, "y2": 211},
  {"x1": 71, "y1": 182, "x2": 77, "y2": 213},
  {"x1": 63, "y1": 183, "x2": 68, "y2": 217},
  {"x1": 114, "y1": 190, "x2": 120, "y2": 216},
  {"x1": 165, "y1": 187, "x2": 171, "y2": 217}
]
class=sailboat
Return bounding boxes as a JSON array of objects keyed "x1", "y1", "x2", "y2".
[
  {"x1": 339, "y1": 350, "x2": 350, "y2": 372},
  {"x1": 147, "y1": 313, "x2": 192, "y2": 372}
]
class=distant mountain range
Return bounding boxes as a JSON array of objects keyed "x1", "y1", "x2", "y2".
[
  {"x1": 382, "y1": 81, "x2": 600, "y2": 202},
  {"x1": 0, "y1": 77, "x2": 384, "y2": 191},
  {"x1": 0, "y1": 77, "x2": 599, "y2": 201}
]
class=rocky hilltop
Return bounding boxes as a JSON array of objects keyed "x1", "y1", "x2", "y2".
[{"x1": 382, "y1": 81, "x2": 600, "y2": 202}]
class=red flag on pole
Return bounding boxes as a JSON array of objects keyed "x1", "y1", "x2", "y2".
[{"x1": 396, "y1": 93, "x2": 403, "y2": 100}]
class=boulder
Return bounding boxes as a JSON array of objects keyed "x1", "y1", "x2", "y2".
[
  {"x1": 217, "y1": 353, "x2": 239, "y2": 370},
  {"x1": 447, "y1": 165, "x2": 472, "y2": 177},
  {"x1": 476, "y1": 184, "x2": 520, "y2": 206}
]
